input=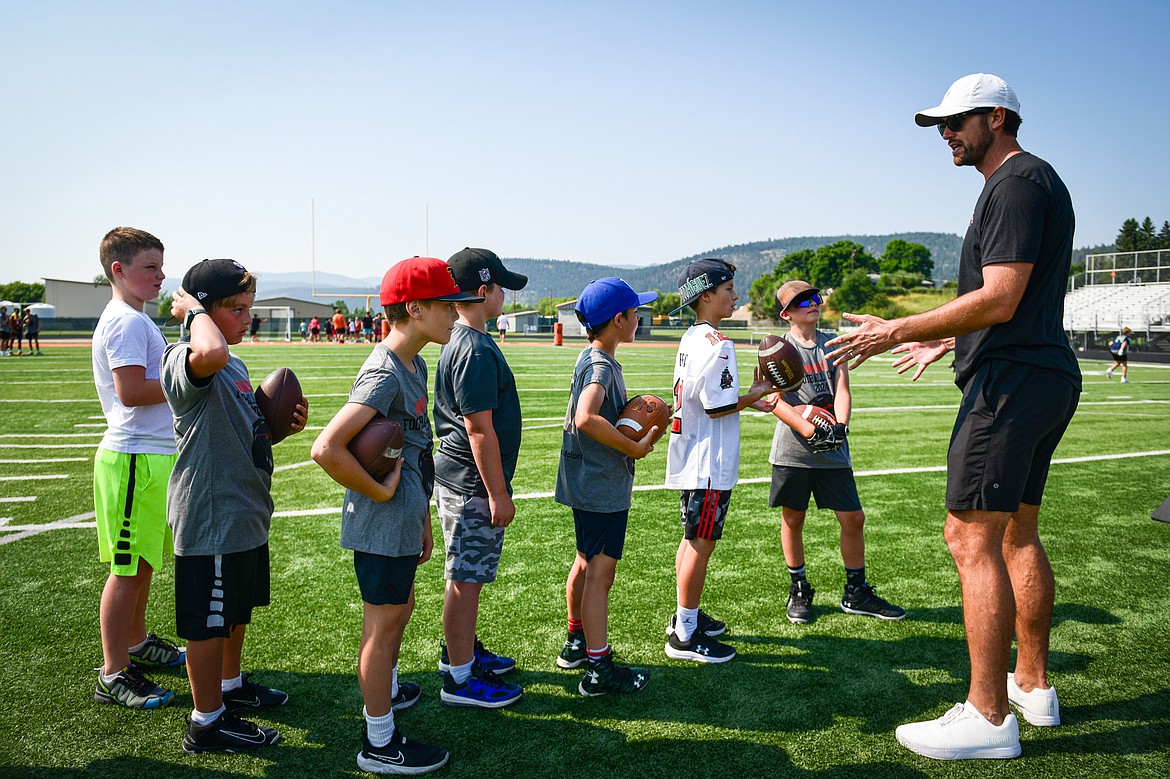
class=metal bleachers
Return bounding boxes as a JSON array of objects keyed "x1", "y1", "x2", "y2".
[{"x1": 1064, "y1": 249, "x2": 1170, "y2": 333}]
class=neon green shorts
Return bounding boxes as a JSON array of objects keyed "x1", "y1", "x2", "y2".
[{"x1": 94, "y1": 448, "x2": 176, "y2": 576}]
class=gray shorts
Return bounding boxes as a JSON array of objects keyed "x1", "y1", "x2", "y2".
[{"x1": 434, "y1": 483, "x2": 506, "y2": 583}]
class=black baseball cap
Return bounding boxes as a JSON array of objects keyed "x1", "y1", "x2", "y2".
[
  {"x1": 669, "y1": 258, "x2": 735, "y2": 315},
  {"x1": 165, "y1": 258, "x2": 253, "y2": 324},
  {"x1": 447, "y1": 248, "x2": 528, "y2": 293}
]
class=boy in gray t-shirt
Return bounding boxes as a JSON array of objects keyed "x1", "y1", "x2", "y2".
[
  {"x1": 311, "y1": 256, "x2": 482, "y2": 776},
  {"x1": 767, "y1": 280, "x2": 905, "y2": 626},
  {"x1": 164, "y1": 259, "x2": 308, "y2": 754},
  {"x1": 554, "y1": 278, "x2": 659, "y2": 697}
]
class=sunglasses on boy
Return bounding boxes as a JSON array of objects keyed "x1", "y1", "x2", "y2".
[
  {"x1": 937, "y1": 107, "x2": 993, "y2": 136},
  {"x1": 790, "y1": 292, "x2": 823, "y2": 309}
]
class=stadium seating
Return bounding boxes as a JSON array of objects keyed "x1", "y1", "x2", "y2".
[{"x1": 1063, "y1": 283, "x2": 1170, "y2": 332}]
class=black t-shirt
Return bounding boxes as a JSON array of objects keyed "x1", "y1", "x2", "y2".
[
  {"x1": 432, "y1": 323, "x2": 523, "y2": 497},
  {"x1": 954, "y1": 152, "x2": 1081, "y2": 390}
]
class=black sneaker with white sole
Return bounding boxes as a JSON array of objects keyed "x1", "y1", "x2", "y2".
[
  {"x1": 786, "y1": 581, "x2": 815, "y2": 624},
  {"x1": 391, "y1": 681, "x2": 422, "y2": 712},
  {"x1": 841, "y1": 583, "x2": 907, "y2": 620},
  {"x1": 357, "y1": 725, "x2": 449, "y2": 775},
  {"x1": 663, "y1": 629, "x2": 736, "y2": 664},
  {"x1": 222, "y1": 673, "x2": 290, "y2": 711},
  {"x1": 182, "y1": 711, "x2": 280, "y2": 754},
  {"x1": 664, "y1": 610, "x2": 727, "y2": 638},
  {"x1": 556, "y1": 629, "x2": 586, "y2": 669},
  {"x1": 578, "y1": 651, "x2": 649, "y2": 696}
]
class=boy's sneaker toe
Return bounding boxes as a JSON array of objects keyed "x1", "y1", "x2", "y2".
[
  {"x1": 129, "y1": 634, "x2": 186, "y2": 667},
  {"x1": 663, "y1": 630, "x2": 736, "y2": 664},
  {"x1": 182, "y1": 711, "x2": 280, "y2": 754},
  {"x1": 391, "y1": 681, "x2": 423, "y2": 712},
  {"x1": 439, "y1": 664, "x2": 523, "y2": 708},
  {"x1": 556, "y1": 630, "x2": 587, "y2": 669},
  {"x1": 841, "y1": 583, "x2": 906, "y2": 621},
  {"x1": 358, "y1": 726, "x2": 449, "y2": 775},
  {"x1": 94, "y1": 664, "x2": 174, "y2": 709},
  {"x1": 786, "y1": 582, "x2": 815, "y2": 624},
  {"x1": 222, "y1": 673, "x2": 289, "y2": 710}
]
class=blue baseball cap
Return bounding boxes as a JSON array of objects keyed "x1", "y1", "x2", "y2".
[{"x1": 575, "y1": 278, "x2": 658, "y2": 329}]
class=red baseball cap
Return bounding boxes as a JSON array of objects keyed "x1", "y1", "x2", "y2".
[{"x1": 379, "y1": 256, "x2": 486, "y2": 306}]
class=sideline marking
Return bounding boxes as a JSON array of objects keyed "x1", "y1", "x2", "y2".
[
  {"x1": 0, "y1": 458, "x2": 88, "y2": 464},
  {"x1": 0, "y1": 474, "x2": 68, "y2": 482},
  {"x1": 0, "y1": 497, "x2": 37, "y2": 503},
  {"x1": 0, "y1": 512, "x2": 96, "y2": 546}
]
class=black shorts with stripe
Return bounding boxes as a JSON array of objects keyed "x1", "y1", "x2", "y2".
[{"x1": 679, "y1": 489, "x2": 731, "y2": 541}]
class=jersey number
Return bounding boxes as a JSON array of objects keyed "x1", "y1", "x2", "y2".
[{"x1": 671, "y1": 379, "x2": 683, "y2": 434}]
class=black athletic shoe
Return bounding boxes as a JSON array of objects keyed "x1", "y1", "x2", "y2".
[
  {"x1": 357, "y1": 725, "x2": 449, "y2": 775},
  {"x1": 222, "y1": 673, "x2": 289, "y2": 711},
  {"x1": 391, "y1": 681, "x2": 422, "y2": 712},
  {"x1": 94, "y1": 663, "x2": 174, "y2": 709},
  {"x1": 841, "y1": 583, "x2": 907, "y2": 620},
  {"x1": 664, "y1": 610, "x2": 727, "y2": 638},
  {"x1": 182, "y1": 711, "x2": 280, "y2": 754},
  {"x1": 663, "y1": 629, "x2": 736, "y2": 664},
  {"x1": 128, "y1": 633, "x2": 186, "y2": 667},
  {"x1": 578, "y1": 651, "x2": 649, "y2": 696},
  {"x1": 557, "y1": 629, "x2": 587, "y2": 669},
  {"x1": 786, "y1": 581, "x2": 815, "y2": 624}
]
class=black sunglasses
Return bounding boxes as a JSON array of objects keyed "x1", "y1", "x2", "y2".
[{"x1": 937, "y1": 107, "x2": 993, "y2": 136}]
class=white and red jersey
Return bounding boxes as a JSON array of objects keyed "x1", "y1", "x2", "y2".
[{"x1": 665, "y1": 322, "x2": 742, "y2": 490}]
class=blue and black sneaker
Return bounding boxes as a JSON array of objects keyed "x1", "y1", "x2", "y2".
[
  {"x1": 439, "y1": 662, "x2": 523, "y2": 709},
  {"x1": 440, "y1": 637, "x2": 516, "y2": 676}
]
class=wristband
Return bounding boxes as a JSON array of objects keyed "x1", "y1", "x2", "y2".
[{"x1": 184, "y1": 308, "x2": 208, "y2": 329}]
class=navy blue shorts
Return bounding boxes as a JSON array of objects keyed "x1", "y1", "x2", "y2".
[
  {"x1": 947, "y1": 361, "x2": 1079, "y2": 512},
  {"x1": 572, "y1": 508, "x2": 629, "y2": 560},
  {"x1": 353, "y1": 550, "x2": 419, "y2": 606},
  {"x1": 768, "y1": 466, "x2": 861, "y2": 512},
  {"x1": 175, "y1": 544, "x2": 270, "y2": 641}
]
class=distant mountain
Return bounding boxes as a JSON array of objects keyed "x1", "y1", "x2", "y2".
[{"x1": 227, "y1": 231, "x2": 1099, "y2": 309}]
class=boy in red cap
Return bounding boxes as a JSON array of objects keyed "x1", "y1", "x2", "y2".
[{"x1": 312, "y1": 256, "x2": 481, "y2": 775}]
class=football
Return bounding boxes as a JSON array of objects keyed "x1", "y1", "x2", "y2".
[
  {"x1": 348, "y1": 416, "x2": 405, "y2": 480},
  {"x1": 616, "y1": 394, "x2": 670, "y2": 442},
  {"x1": 254, "y1": 367, "x2": 304, "y2": 444},
  {"x1": 758, "y1": 335, "x2": 804, "y2": 392},
  {"x1": 794, "y1": 404, "x2": 837, "y2": 431}
]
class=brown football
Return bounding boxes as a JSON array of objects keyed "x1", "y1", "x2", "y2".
[
  {"x1": 254, "y1": 367, "x2": 303, "y2": 444},
  {"x1": 794, "y1": 404, "x2": 837, "y2": 431},
  {"x1": 758, "y1": 335, "x2": 804, "y2": 392},
  {"x1": 616, "y1": 394, "x2": 671, "y2": 442},
  {"x1": 348, "y1": 416, "x2": 405, "y2": 479}
]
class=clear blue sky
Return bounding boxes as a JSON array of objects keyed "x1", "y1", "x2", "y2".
[{"x1": 2, "y1": 0, "x2": 1167, "y2": 284}]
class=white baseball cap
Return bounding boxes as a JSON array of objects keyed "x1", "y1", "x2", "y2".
[{"x1": 914, "y1": 73, "x2": 1020, "y2": 127}]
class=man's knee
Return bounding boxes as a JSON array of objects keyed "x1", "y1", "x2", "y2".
[{"x1": 944, "y1": 509, "x2": 1012, "y2": 562}]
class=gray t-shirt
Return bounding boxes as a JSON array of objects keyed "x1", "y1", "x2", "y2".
[
  {"x1": 340, "y1": 344, "x2": 433, "y2": 558},
  {"x1": 555, "y1": 347, "x2": 634, "y2": 512},
  {"x1": 161, "y1": 341, "x2": 274, "y2": 556},
  {"x1": 768, "y1": 330, "x2": 851, "y2": 469},
  {"x1": 433, "y1": 324, "x2": 522, "y2": 498}
]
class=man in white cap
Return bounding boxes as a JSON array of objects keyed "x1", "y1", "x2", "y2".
[{"x1": 825, "y1": 73, "x2": 1080, "y2": 760}]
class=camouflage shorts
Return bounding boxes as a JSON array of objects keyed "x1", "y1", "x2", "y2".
[{"x1": 434, "y1": 483, "x2": 506, "y2": 583}]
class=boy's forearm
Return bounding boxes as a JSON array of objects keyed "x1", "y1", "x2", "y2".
[{"x1": 467, "y1": 425, "x2": 510, "y2": 501}]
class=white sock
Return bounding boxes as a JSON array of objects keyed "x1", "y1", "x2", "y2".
[
  {"x1": 100, "y1": 668, "x2": 123, "y2": 685},
  {"x1": 451, "y1": 659, "x2": 474, "y2": 685},
  {"x1": 191, "y1": 704, "x2": 226, "y2": 726},
  {"x1": 364, "y1": 706, "x2": 395, "y2": 748},
  {"x1": 676, "y1": 606, "x2": 699, "y2": 642},
  {"x1": 221, "y1": 674, "x2": 243, "y2": 693},
  {"x1": 127, "y1": 637, "x2": 149, "y2": 654},
  {"x1": 392, "y1": 664, "x2": 399, "y2": 698}
]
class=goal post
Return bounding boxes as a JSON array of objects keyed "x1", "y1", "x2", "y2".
[{"x1": 250, "y1": 306, "x2": 294, "y2": 342}]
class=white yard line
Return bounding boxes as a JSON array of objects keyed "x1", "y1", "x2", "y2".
[
  {"x1": 0, "y1": 496, "x2": 37, "y2": 503},
  {"x1": 0, "y1": 458, "x2": 88, "y2": 463},
  {"x1": 0, "y1": 474, "x2": 68, "y2": 482}
]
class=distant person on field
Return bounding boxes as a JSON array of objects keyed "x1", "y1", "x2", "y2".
[
  {"x1": 309, "y1": 315, "x2": 321, "y2": 342},
  {"x1": 249, "y1": 314, "x2": 265, "y2": 342},
  {"x1": 1, "y1": 305, "x2": 12, "y2": 356},
  {"x1": 495, "y1": 311, "x2": 510, "y2": 343},
  {"x1": 1106, "y1": 327, "x2": 1132, "y2": 382},
  {"x1": 8, "y1": 306, "x2": 24, "y2": 355},
  {"x1": 24, "y1": 307, "x2": 41, "y2": 355},
  {"x1": 163, "y1": 258, "x2": 308, "y2": 754},
  {"x1": 312, "y1": 257, "x2": 480, "y2": 775},
  {"x1": 663, "y1": 259, "x2": 774, "y2": 664},
  {"x1": 767, "y1": 280, "x2": 905, "y2": 625},
  {"x1": 827, "y1": 73, "x2": 1080, "y2": 761},
  {"x1": 299, "y1": 319, "x2": 308, "y2": 341},
  {"x1": 362, "y1": 311, "x2": 374, "y2": 343},
  {"x1": 432, "y1": 247, "x2": 529, "y2": 708},
  {"x1": 555, "y1": 278, "x2": 658, "y2": 696},
  {"x1": 92, "y1": 226, "x2": 185, "y2": 711},
  {"x1": 333, "y1": 309, "x2": 347, "y2": 343}
]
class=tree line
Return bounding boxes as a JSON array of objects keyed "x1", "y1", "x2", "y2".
[{"x1": 1115, "y1": 217, "x2": 1170, "y2": 253}]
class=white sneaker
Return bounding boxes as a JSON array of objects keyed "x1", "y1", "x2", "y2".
[
  {"x1": 1008, "y1": 673, "x2": 1060, "y2": 726},
  {"x1": 1105, "y1": 369, "x2": 1113, "y2": 378},
  {"x1": 895, "y1": 701, "x2": 1021, "y2": 760},
  {"x1": 1121, "y1": 376, "x2": 1128, "y2": 383}
]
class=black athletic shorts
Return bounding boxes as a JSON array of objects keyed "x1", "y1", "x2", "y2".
[
  {"x1": 572, "y1": 507, "x2": 629, "y2": 560},
  {"x1": 679, "y1": 489, "x2": 731, "y2": 541},
  {"x1": 768, "y1": 466, "x2": 862, "y2": 512},
  {"x1": 1110, "y1": 351, "x2": 1128, "y2": 364},
  {"x1": 353, "y1": 550, "x2": 419, "y2": 606},
  {"x1": 946, "y1": 360, "x2": 1079, "y2": 513},
  {"x1": 175, "y1": 544, "x2": 270, "y2": 641}
]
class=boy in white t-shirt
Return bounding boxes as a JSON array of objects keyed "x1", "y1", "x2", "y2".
[
  {"x1": 91, "y1": 227, "x2": 184, "y2": 709},
  {"x1": 663, "y1": 259, "x2": 774, "y2": 663}
]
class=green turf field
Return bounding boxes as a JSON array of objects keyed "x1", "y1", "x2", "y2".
[{"x1": 1, "y1": 339, "x2": 1168, "y2": 778}]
